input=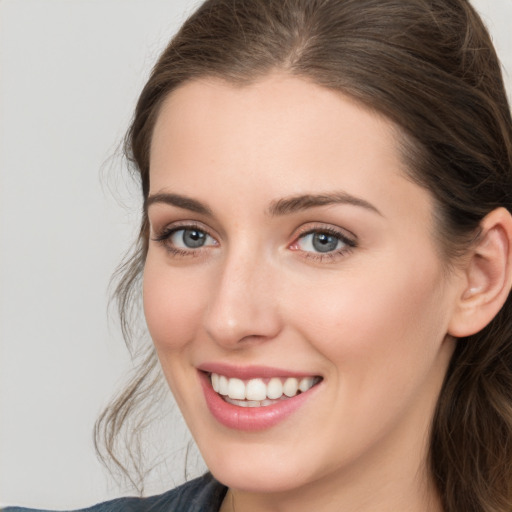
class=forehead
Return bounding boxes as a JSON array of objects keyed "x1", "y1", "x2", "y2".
[
  {"x1": 152, "y1": 75, "x2": 398, "y2": 151},
  {"x1": 148, "y1": 74, "x2": 433, "y2": 233},
  {"x1": 151, "y1": 75, "x2": 403, "y2": 186}
]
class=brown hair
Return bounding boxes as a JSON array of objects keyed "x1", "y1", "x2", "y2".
[{"x1": 95, "y1": 0, "x2": 512, "y2": 509}]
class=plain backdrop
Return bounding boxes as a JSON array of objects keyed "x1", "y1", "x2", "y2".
[{"x1": 1, "y1": 0, "x2": 511, "y2": 509}]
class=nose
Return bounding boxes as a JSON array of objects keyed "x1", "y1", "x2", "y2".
[{"x1": 203, "y1": 250, "x2": 282, "y2": 348}]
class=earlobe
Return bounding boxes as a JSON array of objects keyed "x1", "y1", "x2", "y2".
[{"x1": 448, "y1": 207, "x2": 512, "y2": 338}]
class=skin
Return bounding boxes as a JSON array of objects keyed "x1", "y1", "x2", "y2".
[{"x1": 143, "y1": 74, "x2": 466, "y2": 512}]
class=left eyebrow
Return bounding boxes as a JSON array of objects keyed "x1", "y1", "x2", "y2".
[{"x1": 267, "y1": 192, "x2": 383, "y2": 217}]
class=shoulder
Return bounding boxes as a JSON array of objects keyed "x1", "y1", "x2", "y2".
[{"x1": 2, "y1": 473, "x2": 227, "y2": 512}]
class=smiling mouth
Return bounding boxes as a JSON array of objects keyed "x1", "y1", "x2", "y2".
[{"x1": 209, "y1": 373, "x2": 322, "y2": 408}]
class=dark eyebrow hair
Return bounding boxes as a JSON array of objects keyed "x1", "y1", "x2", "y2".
[
  {"x1": 146, "y1": 192, "x2": 213, "y2": 216},
  {"x1": 146, "y1": 191, "x2": 381, "y2": 218},
  {"x1": 267, "y1": 192, "x2": 382, "y2": 216}
]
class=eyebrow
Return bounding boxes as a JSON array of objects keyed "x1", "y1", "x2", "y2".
[
  {"x1": 267, "y1": 192, "x2": 382, "y2": 217},
  {"x1": 145, "y1": 190, "x2": 382, "y2": 217},
  {"x1": 146, "y1": 193, "x2": 213, "y2": 216}
]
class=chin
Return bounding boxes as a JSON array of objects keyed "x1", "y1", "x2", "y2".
[
  {"x1": 210, "y1": 461, "x2": 312, "y2": 494},
  {"x1": 195, "y1": 430, "x2": 337, "y2": 495}
]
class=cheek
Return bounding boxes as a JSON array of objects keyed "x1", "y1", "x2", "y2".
[
  {"x1": 288, "y1": 253, "x2": 451, "y2": 382},
  {"x1": 142, "y1": 255, "x2": 205, "y2": 353},
  {"x1": 282, "y1": 255, "x2": 454, "y2": 455}
]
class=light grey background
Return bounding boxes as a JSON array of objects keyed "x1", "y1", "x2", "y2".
[{"x1": 1, "y1": 0, "x2": 511, "y2": 509}]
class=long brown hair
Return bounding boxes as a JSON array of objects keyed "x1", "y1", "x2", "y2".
[{"x1": 95, "y1": 1, "x2": 512, "y2": 509}]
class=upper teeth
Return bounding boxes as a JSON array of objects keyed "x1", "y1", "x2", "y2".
[{"x1": 210, "y1": 373, "x2": 318, "y2": 401}]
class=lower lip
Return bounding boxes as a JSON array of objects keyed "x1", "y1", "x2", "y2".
[{"x1": 199, "y1": 372, "x2": 320, "y2": 431}]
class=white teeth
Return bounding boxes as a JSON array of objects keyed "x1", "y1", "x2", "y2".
[
  {"x1": 210, "y1": 373, "x2": 319, "y2": 403},
  {"x1": 299, "y1": 376, "x2": 314, "y2": 392},
  {"x1": 225, "y1": 397, "x2": 286, "y2": 408},
  {"x1": 226, "y1": 399, "x2": 262, "y2": 408},
  {"x1": 211, "y1": 373, "x2": 220, "y2": 393},
  {"x1": 227, "y1": 378, "x2": 245, "y2": 400},
  {"x1": 246, "y1": 379, "x2": 267, "y2": 401},
  {"x1": 218, "y1": 375, "x2": 229, "y2": 396},
  {"x1": 267, "y1": 377, "x2": 283, "y2": 399},
  {"x1": 283, "y1": 377, "x2": 299, "y2": 397}
]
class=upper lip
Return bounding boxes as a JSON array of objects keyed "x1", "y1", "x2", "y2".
[{"x1": 197, "y1": 362, "x2": 320, "y2": 380}]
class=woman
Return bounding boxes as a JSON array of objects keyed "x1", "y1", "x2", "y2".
[{"x1": 5, "y1": 0, "x2": 512, "y2": 511}]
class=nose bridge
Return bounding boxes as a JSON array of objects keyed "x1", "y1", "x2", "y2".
[{"x1": 204, "y1": 242, "x2": 281, "y2": 347}]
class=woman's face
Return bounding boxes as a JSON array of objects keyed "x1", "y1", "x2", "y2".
[{"x1": 144, "y1": 75, "x2": 461, "y2": 498}]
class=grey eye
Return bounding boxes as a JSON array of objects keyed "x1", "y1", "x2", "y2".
[
  {"x1": 170, "y1": 228, "x2": 215, "y2": 249},
  {"x1": 183, "y1": 229, "x2": 206, "y2": 248},
  {"x1": 312, "y1": 233, "x2": 341, "y2": 252},
  {"x1": 297, "y1": 232, "x2": 344, "y2": 253}
]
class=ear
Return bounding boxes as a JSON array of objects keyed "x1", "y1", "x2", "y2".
[{"x1": 448, "y1": 207, "x2": 512, "y2": 338}]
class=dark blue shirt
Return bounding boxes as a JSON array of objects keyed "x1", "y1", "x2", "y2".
[{"x1": 2, "y1": 473, "x2": 227, "y2": 512}]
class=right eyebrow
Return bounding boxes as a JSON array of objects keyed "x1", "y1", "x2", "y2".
[{"x1": 145, "y1": 193, "x2": 213, "y2": 216}]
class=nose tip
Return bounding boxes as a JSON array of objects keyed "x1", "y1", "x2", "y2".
[
  {"x1": 206, "y1": 313, "x2": 278, "y2": 347},
  {"x1": 203, "y1": 257, "x2": 282, "y2": 348}
]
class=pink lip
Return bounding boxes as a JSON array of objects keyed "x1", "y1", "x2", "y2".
[
  {"x1": 198, "y1": 362, "x2": 315, "y2": 380},
  {"x1": 198, "y1": 368, "x2": 322, "y2": 431}
]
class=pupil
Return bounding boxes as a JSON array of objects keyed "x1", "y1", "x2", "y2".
[
  {"x1": 183, "y1": 229, "x2": 206, "y2": 248},
  {"x1": 312, "y1": 233, "x2": 338, "y2": 253}
]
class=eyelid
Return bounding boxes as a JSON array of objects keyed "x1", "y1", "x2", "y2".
[
  {"x1": 288, "y1": 223, "x2": 357, "y2": 261},
  {"x1": 151, "y1": 220, "x2": 216, "y2": 239},
  {"x1": 151, "y1": 221, "x2": 219, "y2": 256},
  {"x1": 170, "y1": 228, "x2": 217, "y2": 248},
  {"x1": 150, "y1": 220, "x2": 357, "y2": 262},
  {"x1": 292, "y1": 223, "x2": 357, "y2": 244}
]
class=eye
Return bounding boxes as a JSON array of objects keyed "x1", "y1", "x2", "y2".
[
  {"x1": 170, "y1": 228, "x2": 215, "y2": 249},
  {"x1": 289, "y1": 226, "x2": 356, "y2": 260},
  {"x1": 297, "y1": 232, "x2": 344, "y2": 253},
  {"x1": 152, "y1": 224, "x2": 218, "y2": 256}
]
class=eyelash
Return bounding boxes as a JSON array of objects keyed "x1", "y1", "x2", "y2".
[
  {"x1": 152, "y1": 223, "x2": 217, "y2": 258},
  {"x1": 290, "y1": 226, "x2": 356, "y2": 262},
  {"x1": 151, "y1": 223, "x2": 357, "y2": 262}
]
